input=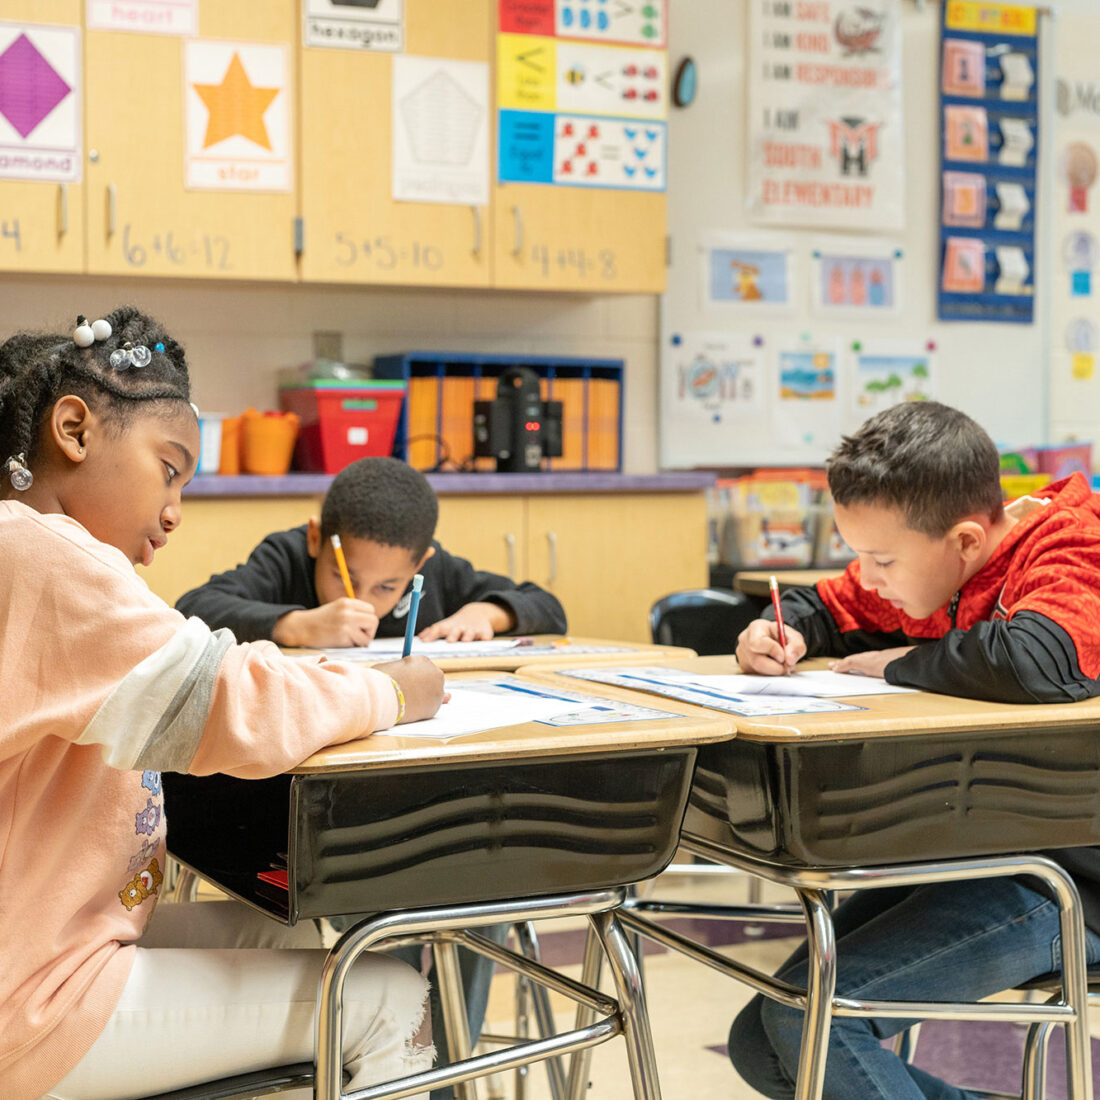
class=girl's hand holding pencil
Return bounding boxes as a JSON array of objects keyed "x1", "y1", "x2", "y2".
[{"x1": 374, "y1": 656, "x2": 445, "y2": 724}]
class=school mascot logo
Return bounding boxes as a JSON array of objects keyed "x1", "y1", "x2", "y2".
[{"x1": 827, "y1": 117, "x2": 882, "y2": 177}]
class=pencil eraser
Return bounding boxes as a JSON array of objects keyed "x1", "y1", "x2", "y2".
[{"x1": 412, "y1": 574, "x2": 424, "y2": 592}]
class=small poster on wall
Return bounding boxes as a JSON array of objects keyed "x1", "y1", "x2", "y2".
[
  {"x1": 810, "y1": 238, "x2": 902, "y2": 315},
  {"x1": 660, "y1": 331, "x2": 765, "y2": 466},
  {"x1": 701, "y1": 232, "x2": 796, "y2": 310},
  {"x1": 773, "y1": 341, "x2": 841, "y2": 449},
  {"x1": 850, "y1": 340, "x2": 935, "y2": 420},
  {"x1": 303, "y1": 0, "x2": 403, "y2": 51}
]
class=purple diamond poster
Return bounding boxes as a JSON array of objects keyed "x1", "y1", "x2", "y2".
[{"x1": 0, "y1": 22, "x2": 81, "y2": 183}]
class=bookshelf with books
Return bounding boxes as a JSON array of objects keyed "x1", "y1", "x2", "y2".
[{"x1": 373, "y1": 352, "x2": 623, "y2": 473}]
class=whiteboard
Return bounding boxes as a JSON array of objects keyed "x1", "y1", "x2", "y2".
[{"x1": 660, "y1": 0, "x2": 1051, "y2": 469}]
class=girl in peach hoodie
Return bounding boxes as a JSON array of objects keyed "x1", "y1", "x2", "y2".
[{"x1": 0, "y1": 307, "x2": 443, "y2": 1100}]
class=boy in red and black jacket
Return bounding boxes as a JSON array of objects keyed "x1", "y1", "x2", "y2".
[
  {"x1": 728, "y1": 402, "x2": 1100, "y2": 1100},
  {"x1": 737, "y1": 403, "x2": 1100, "y2": 702}
]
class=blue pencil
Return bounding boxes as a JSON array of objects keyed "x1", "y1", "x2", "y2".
[{"x1": 402, "y1": 574, "x2": 424, "y2": 658}]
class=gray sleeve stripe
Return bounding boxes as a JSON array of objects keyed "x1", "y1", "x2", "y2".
[{"x1": 132, "y1": 628, "x2": 236, "y2": 773}]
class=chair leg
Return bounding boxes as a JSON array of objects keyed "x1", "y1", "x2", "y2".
[
  {"x1": 891, "y1": 1022, "x2": 921, "y2": 1064},
  {"x1": 514, "y1": 922, "x2": 567, "y2": 1100},
  {"x1": 589, "y1": 911, "x2": 663, "y2": 1100},
  {"x1": 433, "y1": 939, "x2": 479, "y2": 1100},
  {"x1": 1021, "y1": 1019, "x2": 1056, "y2": 1100},
  {"x1": 564, "y1": 925, "x2": 606, "y2": 1100},
  {"x1": 792, "y1": 889, "x2": 837, "y2": 1100},
  {"x1": 173, "y1": 866, "x2": 200, "y2": 903}
]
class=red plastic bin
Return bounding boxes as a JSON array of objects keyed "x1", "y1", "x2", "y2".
[{"x1": 279, "y1": 381, "x2": 406, "y2": 473}]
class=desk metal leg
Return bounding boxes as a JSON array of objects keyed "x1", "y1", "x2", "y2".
[
  {"x1": 793, "y1": 889, "x2": 836, "y2": 1100},
  {"x1": 434, "y1": 939, "x2": 478, "y2": 1100},
  {"x1": 590, "y1": 911, "x2": 662, "y2": 1100}
]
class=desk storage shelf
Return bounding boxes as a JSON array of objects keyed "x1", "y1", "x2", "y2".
[
  {"x1": 165, "y1": 748, "x2": 694, "y2": 924},
  {"x1": 684, "y1": 724, "x2": 1100, "y2": 869},
  {"x1": 373, "y1": 351, "x2": 623, "y2": 474}
]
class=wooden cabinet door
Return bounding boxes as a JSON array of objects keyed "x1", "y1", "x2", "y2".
[
  {"x1": 434, "y1": 495, "x2": 527, "y2": 582},
  {"x1": 492, "y1": 185, "x2": 665, "y2": 292},
  {"x1": 0, "y1": 2, "x2": 84, "y2": 273},
  {"x1": 84, "y1": 1, "x2": 297, "y2": 280},
  {"x1": 298, "y1": 0, "x2": 492, "y2": 287},
  {"x1": 526, "y1": 493, "x2": 707, "y2": 642}
]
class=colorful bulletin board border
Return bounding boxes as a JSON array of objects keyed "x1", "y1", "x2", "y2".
[{"x1": 937, "y1": 1, "x2": 1040, "y2": 323}]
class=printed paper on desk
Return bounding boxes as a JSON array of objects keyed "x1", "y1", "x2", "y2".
[
  {"x1": 699, "y1": 670, "x2": 916, "y2": 698},
  {"x1": 562, "y1": 667, "x2": 868, "y2": 717},
  {"x1": 317, "y1": 638, "x2": 522, "y2": 660},
  {"x1": 394, "y1": 676, "x2": 677, "y2": 740}
]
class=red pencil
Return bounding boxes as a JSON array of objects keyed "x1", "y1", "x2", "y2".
[{"x1": 769, "y1": 575, "x2": 788, "y2": 658}]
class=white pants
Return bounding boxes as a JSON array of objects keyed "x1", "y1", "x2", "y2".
[{"x1": 47, "y1": 900, "x2": 433, "y2": 1100}]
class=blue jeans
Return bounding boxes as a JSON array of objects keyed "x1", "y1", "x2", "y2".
[{"x1": 728, "y1": 878, "x2": 1100, "y2": 1100}]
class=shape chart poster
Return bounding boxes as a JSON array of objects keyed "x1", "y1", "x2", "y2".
[
  {"x1": 747, "y1": 0, "x2": 905, "y2": 230},
  {"x1": 184, "y1": 41, "x2": 291, "y2": 192},
  {"x1": 0, "y1": 22, "x2": 81, "y2": 183},
  {"x1": 392, "y1": 56, "x2": 489, "y2": 205}
]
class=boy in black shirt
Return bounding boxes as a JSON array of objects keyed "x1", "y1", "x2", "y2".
[{"x1": 177, "y1": 456, "x2": 566, "y2": 646}]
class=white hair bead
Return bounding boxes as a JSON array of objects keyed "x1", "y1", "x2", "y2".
[
  {"x1": 90, "y1": 318, "x2": 112, "y2": 341},
  {"x1": 73, "y1": 315, "x2": 94, "y2": 347}
]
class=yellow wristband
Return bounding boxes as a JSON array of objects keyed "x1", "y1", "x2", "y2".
[{"x1": 390, "y1": 677, "x2": 406, "y2": 724}]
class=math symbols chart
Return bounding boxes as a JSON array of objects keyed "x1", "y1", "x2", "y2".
[
  {"x1": 937, "y1": 2, "x2": 1040, "y2": 323},
  {"x1": 0, "y1": 21, "x2": 81, "y2": 183},
  {"x1": 496, "y1": 1, "x2": 667, "y2": 192},
  {"x1": 746, "y1": 0, "x2": 905, "y2": 231}
]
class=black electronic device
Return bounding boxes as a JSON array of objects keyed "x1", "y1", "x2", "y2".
[{"x1": 473, "y1": 367, "x2": 563, "y2": 472}]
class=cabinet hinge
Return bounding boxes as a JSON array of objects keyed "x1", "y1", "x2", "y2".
[{"x1": 293, "y1": 217, "x2": 304, "y2": 257}]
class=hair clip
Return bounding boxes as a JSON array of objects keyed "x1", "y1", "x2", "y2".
[
  {"x1": 155, "y1": 342, "x2": 165, "y2": 354},
  {"x1": 109, "y1": 341, "x2": 152, "y2": 370},
  {"x1": 73, "y1": 315, "x2": 112, "y2": 348},
  {"x1": 5, "y1": 452, "x2": 33, "y2": 492}
]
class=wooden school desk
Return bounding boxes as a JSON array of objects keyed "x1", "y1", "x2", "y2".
[
  {"x1": 162, "y1": 671, "x2": 732, "y2": 1100},
  {"x1": 285, "y1": 635, "x2": 695, "y2": 672},
  {"x1": 519, "y1": 656, "x2": 1100, "y2": 1100},
  {"x1": 733, "y1": 569, "x2": 842, "y2": 597}
]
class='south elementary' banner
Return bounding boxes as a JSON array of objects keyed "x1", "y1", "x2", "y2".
[{"x1": 746, "y1": 0, "x2": 904, "y2": 230}]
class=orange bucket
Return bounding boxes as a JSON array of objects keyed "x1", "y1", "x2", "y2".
[
  {"x1": 240, "y1": 408, "x2": 300, "y2": 476},
  {"x1": 217, "y1": 415, "x2": 242, "y2": 475}
]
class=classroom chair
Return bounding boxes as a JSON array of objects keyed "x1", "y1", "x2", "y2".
[
  {"x1": 615, "y1": 844, "x2": 1093, "y2": 1100},
  {"x1": 648, "y1": 588, "x2": 757, "y2": 656}
]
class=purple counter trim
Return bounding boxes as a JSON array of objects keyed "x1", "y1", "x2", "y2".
[{"x1": 184, "y1": 471, "x2": 716, "y2": 498}]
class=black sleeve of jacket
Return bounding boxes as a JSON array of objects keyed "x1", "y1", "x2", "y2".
[
  {"x1": 763, "y1": 585, "x2": 911, "y2": 657},
  {"x1": 175, "y1": 528, "x2": 317, "y2": 643},
  {"x1": 431, "y1": 545, "x2": 568, "y2": 634},
  {"x1": 884, "y1": 609, "x2": 1100, "y2": 703}
]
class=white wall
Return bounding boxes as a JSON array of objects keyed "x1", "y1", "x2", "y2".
[
  {"x1": 661, "y1": 0, "x2": 1053, "y2": 467},
  {"x1": 0, "y1": 275, "x2": 661, "y2": 472}
]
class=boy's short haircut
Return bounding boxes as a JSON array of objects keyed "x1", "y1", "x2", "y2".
[
  {"x1": 320, "y1": 457, "x2": 438, "y2": 558},
  {"x1": 826, "y1": 401, "x2": 1004, "y2": 538}
]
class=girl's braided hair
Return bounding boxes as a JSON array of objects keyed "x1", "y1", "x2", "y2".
[{"x1": 0, "y1": 305, "x2": 191, "y2": 466}]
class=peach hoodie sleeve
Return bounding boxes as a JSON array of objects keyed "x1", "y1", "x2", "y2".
[{"x1": 3, "y1": 505, "x2": 398, "y2": 778}]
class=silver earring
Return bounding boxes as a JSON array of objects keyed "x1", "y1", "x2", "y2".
[{"x1": 5, "y1": 453, "x2": 33, "y2": 491}]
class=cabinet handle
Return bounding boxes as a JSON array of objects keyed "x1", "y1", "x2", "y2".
[
  {"x1": 471, "y1": 206, "x2": 482, "y2": 257},
  {"x1": 546, "y1": 530, "x2": 558, "y2": 585},
  {"x1": 57, "y1": 183, "x2": 68, "y2": 237},
  {"x1": 511, "y1": 204, "x2": 523, "y2": 256},
  {"x1": 504, "y1": 532, "x2": 516, "y2": 580},
  {"x1": 106, "y1": 184, "x2": 117, "y2": 239}
]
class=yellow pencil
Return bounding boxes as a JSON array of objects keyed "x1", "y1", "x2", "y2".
[{"x1": 330, "y1": 534, "x2": 355, "y2": 599}]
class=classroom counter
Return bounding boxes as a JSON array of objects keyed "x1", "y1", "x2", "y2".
[{"x1": 182, "y1": 471, "x2": 717, "y2": 497}]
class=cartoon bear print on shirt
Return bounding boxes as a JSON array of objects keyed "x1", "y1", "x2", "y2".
[
  {"x1": 135, "y1": 797, "x2": 161, "y2": 836},
  {"x1": 119, "y1": 858, "x2": 164, "y2": 910}
]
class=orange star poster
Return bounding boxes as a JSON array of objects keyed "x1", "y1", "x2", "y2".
[{"x1": 184, "y1": 40, "x2": 291, "y2": 192}]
